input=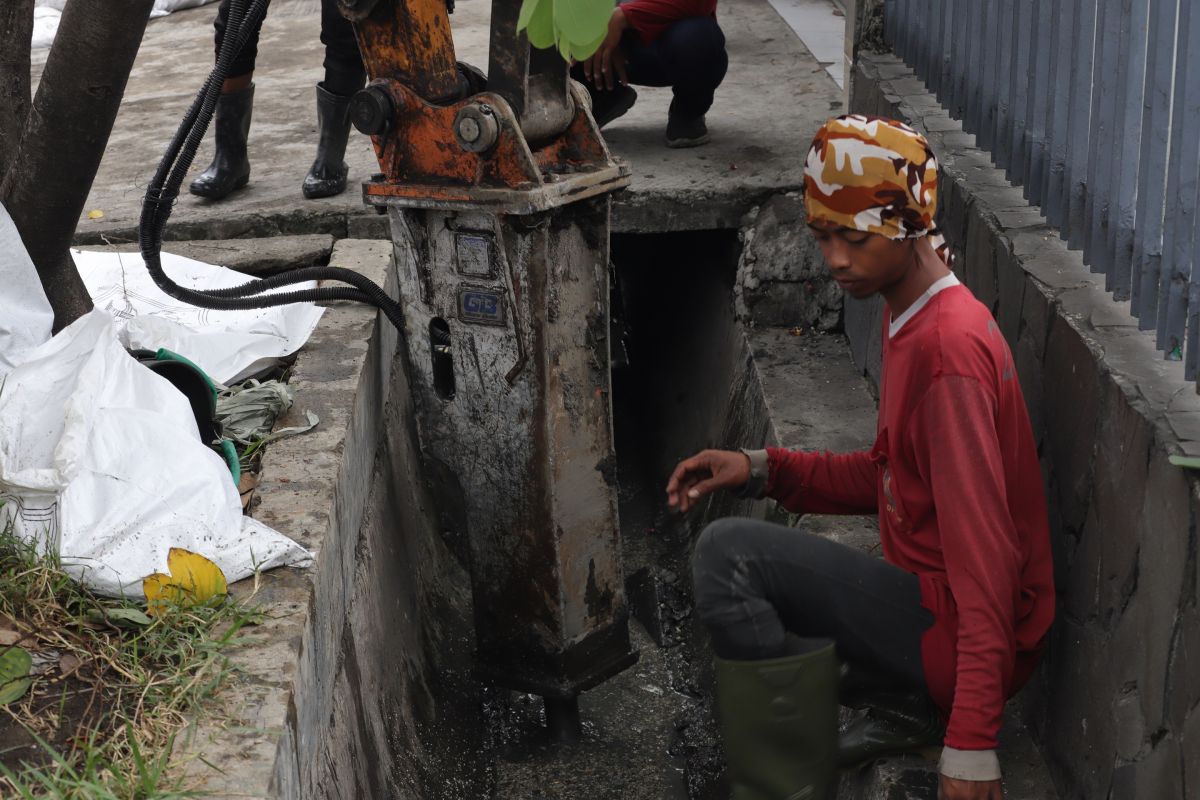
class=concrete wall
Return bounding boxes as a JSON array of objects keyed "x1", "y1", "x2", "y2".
[
  {"x1": 848, "y1": 53, "x2": 1200, "y2": 800},
  {"x1": 177, "y1": 241, "x2": 485, "y2": 799},
  {"x1": 735, "y1": 193, "x2": 843, "y2": 331}
]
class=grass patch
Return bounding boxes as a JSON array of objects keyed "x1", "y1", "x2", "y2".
[{"x1": 0, "y1": 523, "x2": 261, "y2": 798}]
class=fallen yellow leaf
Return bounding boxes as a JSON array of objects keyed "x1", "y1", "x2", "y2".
[
  {"x1": 143, "y1": 549, "x2": 227, "y2": 615},
  {"x1": 142, "y1": 572, "x2": 177, "y2": 613},
  {"x1": 168, "y1": 548, "x2": 228, "y2": 600},
  {"x1": 87, "y1": 209, "x2": 104, "y2": 220}
]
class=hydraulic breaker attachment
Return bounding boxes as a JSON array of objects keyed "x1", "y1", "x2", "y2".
[{"x1": 343, "y1": 0, "x2": 636, "y2": 737}]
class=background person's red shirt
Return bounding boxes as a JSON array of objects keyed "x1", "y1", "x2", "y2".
[{"x1": 620, "y1": 0, "x2": 718, "y2": 43}]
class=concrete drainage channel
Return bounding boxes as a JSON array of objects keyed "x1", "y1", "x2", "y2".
[{"x1": 170, "y1": 231, "x2": 1054, "y2": 799}]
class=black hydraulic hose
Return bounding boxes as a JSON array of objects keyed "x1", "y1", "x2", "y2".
[{"x1": 138, "y1": 0, "x2": 406, "y2": 331}]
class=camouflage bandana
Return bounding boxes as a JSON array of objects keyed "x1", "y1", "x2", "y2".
[{"x1": 803, "y1": 114, "x2": 952, "y2": 265}]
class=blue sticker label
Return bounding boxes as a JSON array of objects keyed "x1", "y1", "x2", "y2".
[{"x1": 459, "y1": 288, "x2": 506, "y2": 326}]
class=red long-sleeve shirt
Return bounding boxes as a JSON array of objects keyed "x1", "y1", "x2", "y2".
[
  {"x1": 620, "y1": 0, "x2": 718, "y2": 43},
  {"x1": 764, "y1": 284, "x2": 1055, "y2": 752}
]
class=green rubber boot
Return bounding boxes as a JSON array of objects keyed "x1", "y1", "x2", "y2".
[{"x1": 715, "y1": 642, "x2": 839, "y2": 800}]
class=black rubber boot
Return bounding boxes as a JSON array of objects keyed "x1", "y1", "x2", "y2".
[
  {"x1": 302, "y1": 83, "x2": 353, "y2": 200},
  {"x1": 189, "y1": 84, "x2": 254, "y2": 200},
  {"x1": 591, "y1": 85, "x2": 638, "y2": 129},
  {"x1": 715, "y1": 642, "x2": 839, "y2": 800},
  {"x1": 837, "y1": 663, "x2": 945, "y2": 770}
]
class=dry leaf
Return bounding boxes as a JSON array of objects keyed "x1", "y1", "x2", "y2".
[
  {"x1": 238, "y1": 472, "x2": 259, "y2": 511},
  {"x1": 59, "y1": 653, "x2": 82, "y2": 677},
  {"x1": 0, "y1": 629, "x2": 20, "y2": 647}
]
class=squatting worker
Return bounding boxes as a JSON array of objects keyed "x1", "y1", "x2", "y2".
[
  {"x1": 190, "y1": 0, "x2": 367, "y2": 201},
  {"x1": 570, "y1": 0, "x2": 727, "y2": 148},
  {"x1": 666, "y1": 115, "x2": 1055, "y2": 800}
]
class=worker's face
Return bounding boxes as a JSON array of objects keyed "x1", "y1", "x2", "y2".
[{"x1": 807, "y1": 221, "x2": 914, "y2": 300}]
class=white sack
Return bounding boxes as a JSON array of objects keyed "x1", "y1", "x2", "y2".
[
  {"x1": 75, "y1": 249, "x2": 324, "y2": 384},
  {"x1": 150, "y1": 0, "x2": 219, "y2": 18},
  {"x1": 0, "y1": 205, "x2": 54, "y2": 379},
  {"x1": 32, "y1": 1, "x2": 219, "y2": 48},
  {"x1": 0, "y1": 311, "x2": 311, "y2": 598},
  {"x1": 31, "y1": 7, "x2": 60, "y2": 49}
]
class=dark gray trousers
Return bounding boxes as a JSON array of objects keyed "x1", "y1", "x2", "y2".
[{"x1": 692, "y1": 517, "x2": 933, "y2": 690}]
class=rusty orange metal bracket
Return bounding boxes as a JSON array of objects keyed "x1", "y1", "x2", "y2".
[
  {"x1": 360, "y1": 79, "x2": 630, "y2": 214},
  {"x1": 345, "y1": 0, "x2": 462, "y2": 103}
]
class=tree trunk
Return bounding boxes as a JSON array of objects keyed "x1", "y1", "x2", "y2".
[
  {"x1": 0, "y1": 0, "x2": 34, "y2": 183},
  {"x1": 0, "y1": 0, "x2": 155, "y2": 331}
]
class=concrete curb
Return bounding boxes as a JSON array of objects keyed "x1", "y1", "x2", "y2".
[{"x1": 174, "y1": 240, "x2": 400, "y2": 798}]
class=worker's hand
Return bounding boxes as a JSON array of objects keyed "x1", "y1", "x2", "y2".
[
  {"x1": 938, "y1": 776, "x2": 1004, "y2": 800},
  {"x1": 583, "y1": 7, "x2": 629, "y2": 90},
  {"x1": 666, "y1": 449, "x2": 751, "y2": 513}
]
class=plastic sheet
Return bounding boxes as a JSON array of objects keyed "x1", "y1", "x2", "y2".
[
  {"x1": 75, "y1": 249, "x2": 325, "y2": 384},
  {"x1": 0, "y1": 206, "x2": 53, "y2": 379}
]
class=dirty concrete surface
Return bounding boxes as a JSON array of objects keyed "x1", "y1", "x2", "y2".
[{"x1": 40, "y1": 0, "x2": 843, "y2": 245}]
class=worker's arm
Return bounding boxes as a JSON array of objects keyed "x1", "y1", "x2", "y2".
[
  {"x1": 760, "y1": 447, "x2": 878, "y2": 515},
  {"x1": 911, "y1": 374, "x2": 1020, "y2": 785},
  {"x1": 665, "y1": 446, "x2": 877, "y2": 515}
]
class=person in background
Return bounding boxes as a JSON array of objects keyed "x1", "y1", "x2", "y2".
[
  {"x1": 189, "y1": 0, "x2": 366, "y2": 201},
  {"x1": 667, "y1": 115, "x2": 1055, "y2": 800},
  {"x1": 572, "y1": 0, "x2": 727, "y2": 148}
]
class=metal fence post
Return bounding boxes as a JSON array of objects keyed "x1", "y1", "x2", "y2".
[
  {"x1": 963, "y1": 0, "x2": 985, "y2": 134},
  {"x1": 1158, "y1": 0, "x2": 1200, "y2": 358},
  {"x1": 1084, "y1": 0, "x2": 1122, "y2": 273},
  {"x1": 1132, "y1": 0, "x2": 1180, "y2": 330},
  {"x1": 1107, "y1": 0, "x2": 1150, "y2": 300},
  {"x1": 1064, "y1": 0, "x2": 1096, "y2": 249},
  {"x1": 1041, "y1": 0, "x2": 1074, "y2": 228},
  {"x1": 1008, "y1": 0, "x2": 1034, "y2": 183},
  {"x1": 926, "y1": 0, "x2": 945, "y2": 93},
  {"x1": 993, "y1": 0, "x2": 1016, "y2": 169},
  {"x1": 1022, "y1": 0, "x2": 1052, "y2": 203}
]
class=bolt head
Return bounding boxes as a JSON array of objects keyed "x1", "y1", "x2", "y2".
[
  {"x1": 453, "y1": 104, "x2": 500, "y2": 153},
  {"x1": 458, "y1": 117, "x2": 481, "y2": 143},
  {"x1": 350, "y1": 86, "x2": 395, "y2": 137}
]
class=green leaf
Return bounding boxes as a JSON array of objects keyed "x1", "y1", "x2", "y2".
[
  {"x1": 516, "y1": 0, "x2": 543, "y2": 33},
  {"x1": 105, "y1": 607, "x2": 153, "y2": 628},
  {"x1": 524, "y1": 0, "x2": 556, "y2": 49},
  {"x1": 0, "y1": 646, "x2": 32, "y2": 704},
  {"x1": 553, "y1": 0, "x2": 614, "y2": 49},
  {"x1": 1169, "y1": 455, "x2": 1200, "y2": 470},
  {"x1": 569, "y1": 27, "x2": 609, "y2": 61}
]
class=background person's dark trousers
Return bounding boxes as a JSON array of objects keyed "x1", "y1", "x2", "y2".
[{"x1": 572, "y1": 16, "x2": 728, "y2": 146}]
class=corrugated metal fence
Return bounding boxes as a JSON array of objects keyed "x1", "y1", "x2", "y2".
[{"x1": 883, "y1": 0, "x2": 1200, "y2": 380}]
